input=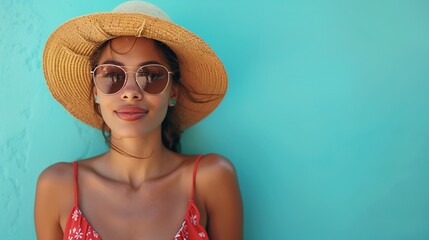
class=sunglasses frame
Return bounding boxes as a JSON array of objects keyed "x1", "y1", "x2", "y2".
[{"x1": 91, "y1": 63, "x2": 174, "y2": 95}]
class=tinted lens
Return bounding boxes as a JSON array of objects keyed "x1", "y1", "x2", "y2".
[
  {"x1": 93, "y1": 65, "x2": 126, "y2": 94},
  {"x1": 136, "y1": 65, "x2": 169, "y2": 94}
]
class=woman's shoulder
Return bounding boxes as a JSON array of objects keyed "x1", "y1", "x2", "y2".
[
  {"x1": 197, "y1": 153, "x2": 237, "y2": 178},
  {"x1": 36, "y1": 162, "x2": 75, "y2": 196},
  {"x1": 193, "y1": 154, "x2": 240, "y2": 199},
  {"x1": 177, "y1": 153, "x2": 238, "y2": 191},
  {"x1": 194, "y1": 153, "x2": 242, "y2": 232},
  {"x1": 38, "y1": 162, "x2": 74, "y2": 183},
  {"x1": 35, "y1": 162, "x2": 76, "y2": 226}
]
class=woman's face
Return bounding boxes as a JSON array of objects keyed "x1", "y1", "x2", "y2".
[{"x1": 94, "y1": 36, "x2": 175, "y2": 139}]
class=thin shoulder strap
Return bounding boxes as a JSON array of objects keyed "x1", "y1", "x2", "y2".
[
  {"x1": 190, "y1": 155, "x2": 204, "y2": 201},
  {"x1": 72, "y1": 161, "x2": 79, "y2": 207}
]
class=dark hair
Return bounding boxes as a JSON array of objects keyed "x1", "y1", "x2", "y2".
[{"x1": 89, "y1": 38, "x2": 216, "y2": 156}]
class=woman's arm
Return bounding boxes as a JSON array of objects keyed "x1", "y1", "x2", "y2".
[
  {"x1": 34, "y1": 163, "x2": 71, "y2": 240},
  {"x1": 198, "y1": 154, "x2": 243, "y2": 240}
]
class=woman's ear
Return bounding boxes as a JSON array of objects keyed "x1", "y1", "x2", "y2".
[
  {"x1": 93, "y1": 87, "x2": 98, "y2": 103},
  {"x1": 170, "y1": 85, "x2": 179, "y2": 99},
  {"x1": 169, "y1": 86, "x2": 179, "y2": 107}
]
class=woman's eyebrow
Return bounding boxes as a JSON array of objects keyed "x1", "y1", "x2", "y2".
[
  {"x1": 99, "y1": 60, "x2": 162, "y2": 66},
  {"x1": 100, "y1": 60, "x2": 123, "y2": 65},
  {"x1": 138, "y1": 60, "x2": 162, "y2": 66}
]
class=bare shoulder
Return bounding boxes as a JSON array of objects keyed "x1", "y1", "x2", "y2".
[
  {"x1": 37, "y1": 162, "x2": 74, "y2": 188},
  {"x1": 196, "y1": 153, "x2": 241, "y2": 201},
  {"x1": 35, "y1": 162, "x2": 75, "y2": 239},
  {"x1": 197, "y1": 153, "x2": 237, "y2": 178},
  {"x1": 36, "y1": 161, "x2": 74, "y2": 208},
  {"x1": 196, "y1": 154, "x2": 243, "y2": 239}
]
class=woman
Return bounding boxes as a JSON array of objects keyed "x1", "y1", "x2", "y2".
[{"x1": 35, "y1": 2, "x2": 242, "y2": 240}]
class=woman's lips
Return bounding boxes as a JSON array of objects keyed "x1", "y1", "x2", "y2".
[{"x1": 115, "y1": 106, "x2": 148, "y2": 121}]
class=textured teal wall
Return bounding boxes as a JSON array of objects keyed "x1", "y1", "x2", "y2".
[{"x1": 1, "y1": 0, "x2": 429, "y2": 239}]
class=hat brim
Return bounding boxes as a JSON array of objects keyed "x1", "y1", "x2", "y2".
[{"x1": 43, "y1": 13, "x2": 227, "y2": 130}]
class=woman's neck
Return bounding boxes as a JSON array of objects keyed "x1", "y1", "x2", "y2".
[{"x1": 101, "y1": 128, "x2": 178, "y2": 189}]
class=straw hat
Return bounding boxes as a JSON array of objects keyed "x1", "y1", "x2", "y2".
[{"x1": 43, "y1": 1, "x2": 227, "y2": 130}]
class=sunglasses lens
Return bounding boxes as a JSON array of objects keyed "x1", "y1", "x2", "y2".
[
  {"x1": 93, "y1": 64, "x2": 170, "y2": 95},
  {"x1": 93, "y1": 65, "x2": 126, "y2": 94},
  {"x1": 136, "y1": 65, "x2": 169, "y2": 94}
]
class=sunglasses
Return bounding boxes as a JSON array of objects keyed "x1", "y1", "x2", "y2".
[{"x1": 91, "y1": 64, "x2": 173, "y2": 95}]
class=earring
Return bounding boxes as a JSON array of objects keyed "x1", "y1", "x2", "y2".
[
  {"x1": 169, "y1": 98, "x2": 176, "y2": 107},
  {"x1": 95, "y1": 96, "x2": 99, "y2": 103}
]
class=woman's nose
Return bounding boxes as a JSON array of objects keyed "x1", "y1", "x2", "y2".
[{"x1": 120, "y1": 73, "x2": 143, "y2": 101}]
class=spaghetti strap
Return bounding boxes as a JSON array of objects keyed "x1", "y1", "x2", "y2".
[
  {"x1": 72, "y1": 161, "x2": 79, "y2": 207},
  {"x1": 190, "y1": 155, "x2": 204, "y2": 201}
]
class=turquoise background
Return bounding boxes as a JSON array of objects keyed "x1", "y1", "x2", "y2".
[{"x1": 1, "y1": 0, "x2": 429, "y2": 239}]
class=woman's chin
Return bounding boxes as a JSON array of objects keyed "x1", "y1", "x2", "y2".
[{"x1": 109, "y1": 125, "x2": 160, "y2": 140}]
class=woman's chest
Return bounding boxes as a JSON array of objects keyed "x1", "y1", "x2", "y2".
[{"x1": 63, "y1": 178, "x2": 193, "y2": 239}]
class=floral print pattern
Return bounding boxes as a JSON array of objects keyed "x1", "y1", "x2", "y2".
[
  {"x1": 173, "y1": 211, "x2": 207, "y2": 240},
  {"x1": 63, "y1": 202, "x2": 208, "y2": 240},
  {"x1": 63, "y1": 208, "x2": 100, "y2": 240}
]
